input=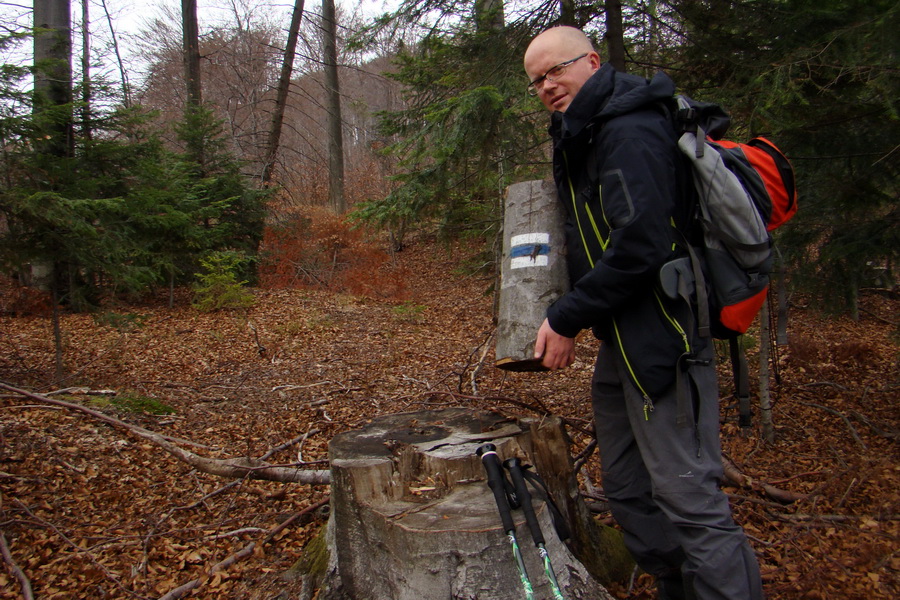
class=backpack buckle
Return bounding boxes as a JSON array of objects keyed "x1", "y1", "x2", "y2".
[{"x1": 676, "y1": 107, "x2": 698, "y2": 134}]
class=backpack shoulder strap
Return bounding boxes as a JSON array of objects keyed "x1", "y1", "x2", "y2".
[{"x1": 729, "y1": 336, "x2": 752, "y2": 431}]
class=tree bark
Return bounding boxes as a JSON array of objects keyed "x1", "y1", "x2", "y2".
[
  {"x1": 182, "y1": 0, "x2": 202, "y2": 108},
  {"x1": 758, "y1": 299, "x2": 775, "y2": 443},
  {"x1": 559, "y1": 0, "x2": 577, "y2": 27},
  {"x1": 322, "y1": 0, "x2": 345, "y2": 213},
  {"x1": 318, "y1": 408, "x2": 624, "y2": 599},
  {"x1": 262, "y1": 0, "x2": 305, "y2": 187},
  {"x1": 474, "y1": 0, "x2": 504, "y2": 32},
  {"x1": 33, "y1": 0, "x2": 74, "y2": 158},
  {"x1": 604, "y1": 0, "x2": 626, "y2": 72},
  {"x1": 80, "y1": 0, "x2": 91, "y2": 141}
]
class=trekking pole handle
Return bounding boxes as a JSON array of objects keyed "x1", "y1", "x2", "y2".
[
  {"x1": 476, "y1": 444, "x2": 516, "y2": 533},
  {"x1": 504, "y1": 457, "x2": 545, "y2": 547}
]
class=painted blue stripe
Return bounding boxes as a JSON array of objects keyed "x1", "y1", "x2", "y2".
[{"x1": 510, "y1": 243, "x2": 550, "y2": 259}]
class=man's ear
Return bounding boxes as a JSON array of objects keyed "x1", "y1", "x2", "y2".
[{"x1": 588, "y1": 52, "x2": 602, "y2": 70}]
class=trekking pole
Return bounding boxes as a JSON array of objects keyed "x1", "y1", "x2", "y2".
[
  {"x1": 504, "y1": 457, "x2": 566, "y2": 600},
  {"x1": 476, "y1": 443, "x2": 534, "y2": 600}
]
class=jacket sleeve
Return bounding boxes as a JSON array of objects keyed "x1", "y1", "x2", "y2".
[{"x1": 547, "y1": 114, "x2": 679, "y2": 337}]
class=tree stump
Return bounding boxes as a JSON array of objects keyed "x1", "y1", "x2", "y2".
[
  {"x1": 495, "y1": 179, "x2": 570, "y2": 372},
  {"x1": 316, "y1": 408, "x2": 617, "y2": 600}
]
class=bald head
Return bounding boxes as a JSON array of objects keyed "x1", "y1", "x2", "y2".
[{"x1": 524, "y1": 26, "x2": 601, "y2": 113}]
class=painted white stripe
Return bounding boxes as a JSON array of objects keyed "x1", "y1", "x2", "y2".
[
  {"x1": 510, "y1": 232, "x2": 550, "y2": 247},
  {"x1": 511, "y1": 255, "x2": 549, "y2": 269}
]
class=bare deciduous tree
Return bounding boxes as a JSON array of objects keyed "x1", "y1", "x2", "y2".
[
  {"x1": 263, "y1": 0, "x2": 306, "y2": 187},
  {"x1": 322, "y1": 0, "x2": 345, "y2": 213}
]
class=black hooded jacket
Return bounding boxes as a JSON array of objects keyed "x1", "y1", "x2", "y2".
[{"x1": 545, "y1": 63, "x2": 701, "y2": 401}]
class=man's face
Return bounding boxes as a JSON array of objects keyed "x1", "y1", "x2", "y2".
[{"x1": 524, "y1": 41, "x2": 599, "y2": 113}]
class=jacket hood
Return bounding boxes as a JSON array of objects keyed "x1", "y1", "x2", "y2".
[{"x1": 552, "y1": 63, "x2": 676, "y2": 142}]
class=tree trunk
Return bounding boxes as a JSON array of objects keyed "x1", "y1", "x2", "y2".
[
  {"x1": 99, "y1": 0, "x2": 131, "y2": 108},
  {"x1": 322, "y1": 0, "x2": 345, "y2": 213},
  {"x1": 316, "y1": 408, "x2": 627, "y2": 599},
  {"x1": 604, "y1": 0, "x2": 626, "y2": 72},
  {"x1": 262, "y1": 0, "x2": 305, "y2": 187},
  {"x1": 559, "y1": 0, "x2": 577, "y2": 27},
  {"x1": 182, "y1": 0, "x2": 202, "y2": 108},
  {"x1": 80, "y1": 0, "x2": 91, "y2": 141},
  {"x1": 495, "y1": 180, "x2": 570, "y2": 371},
  {"x1": 33, "y1": 0, "x2": 74, "y2": 158},
  {"x1": 758, "y1": 300, "x2": 775, "y2": 443},
  {"x1": 474, "y1": 0, "x2": 504, "y2": 32}
]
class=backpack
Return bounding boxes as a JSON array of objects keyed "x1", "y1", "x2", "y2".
[{"x1": 662, "y1": 95, "x2": 798, "y2": 428}]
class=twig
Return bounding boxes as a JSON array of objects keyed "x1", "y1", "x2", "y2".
[
  {"x1": 203, "y1": 527, "x2": 267, "y2": 540},
  {"x1": 271, "y1": 381, "x2": 335, "y2": 392},
  {"x1": 259, "y1": 429, "x2": 321, "y2": 462},
  {"x1": 468, "y1": 332, "x2": 495, "y2": 395},
  {"x1": 157, "y1": 497, "x2": 329, "y2": 600},
  {"x1": 859, "y1": 306, "x2": 898, "y2": 326},
  {"x1": 726, "y1": 493, "x2": 794, "y2": 510},
  {"x1": 0, "y1": 531, "x2": 33, "y2": 600},
  {"x1": 849, "y1": 410, "x2": 899, "y2": 441},
  {"x1": 13, "y1": 499, "x2": 146, "y2": 599},
  {"x1": 835, "y1": 477, "x2": 858, "y2": 511},
  {"x1": 769, "y1": 470, "x2": 826, "y2": 485},
  {"x1": 775, "y1": 513, "x2": 900, "y2": 523},
  {"x1": 572, "y1": 436, "x2": 597, "y2": 474},
  {"x1": 797, "y1": 381, "x2": 852, "y2": 391},
  {"x1": 797, "y1": 401, "x2": 867, "y2": 449}
]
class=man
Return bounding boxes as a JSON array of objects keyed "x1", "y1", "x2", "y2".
[{"x1": 524, "y1": 26, "x2": 764, "y2": 600}]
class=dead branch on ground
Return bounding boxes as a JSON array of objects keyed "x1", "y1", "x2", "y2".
[
  {"x1": 721, "y1": 454, "x2": 809, "y2": 504},
  {"x1": 0, "y1": 382, "x2": 331, "y2": 485},
  {"x1": 157, "y1": 497, "x2": 329, "y2": 600},
  {"x1": 0, "y1": 531, "x2": 34, "y2": 600}
]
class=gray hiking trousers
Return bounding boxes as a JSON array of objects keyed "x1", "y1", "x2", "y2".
[{"x1": 592, "y1": 342, "x2": 764, "y2": 600}]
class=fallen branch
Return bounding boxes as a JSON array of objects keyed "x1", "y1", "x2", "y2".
[
  {"x1": 775, "y1": 513, "x2": 900, "y2": 523},
  {"x1": 721, "y1": 455, "x2": 809, "y2": 504},
  {"x1": 850, "y1": 410, "x2": 899, "y2": 442},
  {"x1": 0, "y1": 382, "x2": 330, "y2": 486},
  {"x1": 0, "y1": 531, "x2": 33, "y2": 600},
  {"x1": 798, "y1": 401, "x2": 867, "y2": 450},
  {"x1": 572, "y1": 436, "x2": 597, "y2": 474},
  {"x1": 157, "y1": 497, "x2": 329, "y2": 600},
  {"x1": 13, "y1": 499, "x2": 139, "y2": 598}
]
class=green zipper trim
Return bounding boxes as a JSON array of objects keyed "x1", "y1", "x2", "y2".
[
  {"x1": 613, "y1": 293, "x2": 693, "y2": 421},
  {"x1": 564, "y1": 152, "x2": 596, "y2": 268},
  {"x1": 611, "y1": 318, "x2": 654, "y2": 420},
  {"x1": 655, "y1": 291, "x2": 691, "y2": 354},
  {"x1": 586, "y1": 192, "x2": 610, "y2": 252}
]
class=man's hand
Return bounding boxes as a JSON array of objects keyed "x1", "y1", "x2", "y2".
[{"x1": 534, "y1": 318, "x2": 576, "y2": 370}]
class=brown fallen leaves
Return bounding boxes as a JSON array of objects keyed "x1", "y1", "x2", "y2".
[{"x1": 0, "y1": 235, "x2": 897, "y2": 599}]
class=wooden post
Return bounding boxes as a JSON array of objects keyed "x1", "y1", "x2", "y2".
[
  {"x1": 495, "y1": 180, "x2": 569, "y2": 371},
  {"x1": 316, "y1": 408, "x2": 614, "y2": 600}
]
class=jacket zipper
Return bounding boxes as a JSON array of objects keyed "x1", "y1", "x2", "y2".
[
  {"x1": 564, "y1": 152, "x2": 597, "y2": 267},
  {"x1": 565, "y1": 151, "x2": 692, "y2": 420},
  {"x1": 655, "y1": 291, "x2": 691, "y2": 355},
  {"x1": 611, "y1": 318, "x2": 655, "y2": 419},
  {"x1": 613, "y1": 292, "x2": 692, "y2": 421}
]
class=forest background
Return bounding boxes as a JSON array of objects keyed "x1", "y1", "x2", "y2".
[{"x1": 0, "y1": 0, "x2": 897, "y2": 598}]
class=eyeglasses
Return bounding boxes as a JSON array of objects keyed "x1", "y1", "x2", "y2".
[{"x1": 526, "y1": 53, "x2": 588, "y2": 96}]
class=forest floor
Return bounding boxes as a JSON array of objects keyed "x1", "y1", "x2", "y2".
[{"x1": 0, "y1": 233, "x2": 897, "y2": 600}]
